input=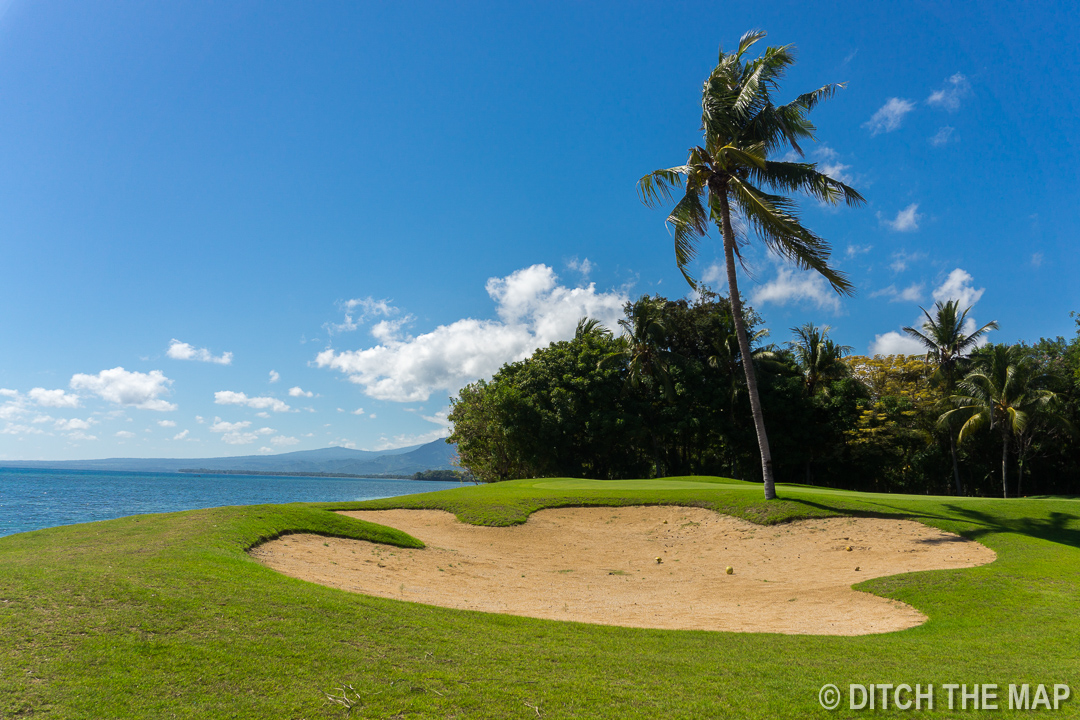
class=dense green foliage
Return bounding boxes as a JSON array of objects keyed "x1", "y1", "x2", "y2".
[
  {"x1": 412, "y1": 469, "x2": 468, "y2": 481},
  {"x1": 448, "y1": 296, "x2": 1080, "y2": 497},
  {"x1": 2, "y1": 481, "x2": 1079, "y2": 718}
]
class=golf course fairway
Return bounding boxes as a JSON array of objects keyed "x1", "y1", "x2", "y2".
[{"x1": 0, "y1": 477, "x2": 1077, "y2": 718}]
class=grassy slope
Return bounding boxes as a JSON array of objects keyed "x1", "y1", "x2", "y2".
[{"x1": 0, "y1": 479, "x2": 1077, "y2": 719}]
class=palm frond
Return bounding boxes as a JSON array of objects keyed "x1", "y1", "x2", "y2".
[
  {"x1": 638, "y1": 168, "x2": 687, "y2": 208},
  {"x1": 754, "y1": 44, "x2": 796, "y2": 91},
  {"x1": 727, "y1": 176, "x2": 853, "y2": 295},
  {"x1": 733, "y1": 30, "x2": 767, "y2": 61},
  {"x1": 901, "y1": 325, "x2": 937, "y2": 353},
  {"x1": 717, "y1": 143, "x2": 766, "y2": 171},
  {"x1": 748, "y1": 161, "x2": 865, "y2": 207},
  {"x1": 957, "y1": 319, "x2": 1000, "y2": 352},
  {"x1": 666, "y1": 191, "x2": 708, "y2": 275},
  {"x1": 733, "y1": 59, "x2": 766, "y2": 117},
  {"x1": 956, "y1": 409, "x2": 988, "y2": 443},
  {"x1": 785, "y1": 83, "x2": 843, "y2": 114}
]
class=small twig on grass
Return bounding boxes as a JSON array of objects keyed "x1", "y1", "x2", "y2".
[
  {"x1": 322, "y1": 683, "x2": 382, "y2": 715},
  {"x1": 524, "y1": 700, "x2": 542, "y2": 717},
  {"x1": 323, "y1": 683, "x2": 361, "y2": 714}
]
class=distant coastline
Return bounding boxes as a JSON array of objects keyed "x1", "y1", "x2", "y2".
[
  {"x1": 178, "y1": 469, "x2": 417, "y2": 480},
  {"x1": 0, "y1": 439, "x2": 458, "y2": 477},
  {"x1": 178, "y1": 468, "x2": 465, "y2": 481}
]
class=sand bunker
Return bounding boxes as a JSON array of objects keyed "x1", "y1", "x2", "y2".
[{"x1": 249, "y1": 506, "x2": 995, "y2": 635}]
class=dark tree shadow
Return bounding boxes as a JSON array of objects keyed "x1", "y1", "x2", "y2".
[{"x1": 777, "y1": 497, "x2": 1080, "y2": 551}]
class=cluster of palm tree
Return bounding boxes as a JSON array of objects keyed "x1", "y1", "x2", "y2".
[
  {"x1": 904, "y1": 301, "x2": 1071, "y2": 498},
  {"x1": 902, "y1": 301, "x2": 998, "y2": 494},
  {"x1": 639, "y1": 30, "x2": 1070, "y2": 499}
]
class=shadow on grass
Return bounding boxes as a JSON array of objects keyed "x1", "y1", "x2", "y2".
[
  {"x1": 779, "y1": 495, "x2": 1080, "y2": 551},
  {"x1": 941, "y1": 505, "x2": 1080, "y2": 550}
]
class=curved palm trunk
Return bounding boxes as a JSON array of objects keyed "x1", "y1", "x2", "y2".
[{"x1": 717, "y1": 190, "x2": 777, "y2": 499}]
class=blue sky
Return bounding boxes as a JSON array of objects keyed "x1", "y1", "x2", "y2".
[{"x1": 1, "y1": 1, "x2": 1077, "y2": 460}]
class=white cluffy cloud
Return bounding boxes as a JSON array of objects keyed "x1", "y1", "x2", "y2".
[
  {"x1": 268, "y1": 370, "x2": 280, "y2": 383},
  {"x1": 214, "y1": 391, "x2": 290, "y2": 413},
  {"x1": 869, "y1": 268, "x2": 990, "y2": 355},
  {"x1": 870, "y1": 283, "x2": 924, "y2": 303},
  {"x1": 880, "y1": 203, "x2": 922, "y2": 232},
  {"x1": 566, "y1": 257, "x2": 593, "y2": 279},
  {"x1": 751, "y1": 264, "x2": 843, "y2": 313},
  {"x1": 55, "y1": 417, "x2": 93, "y2": 432},
  {"x1": 157, "y1": 420, "x2": 177, "y2": 428},
  {"x1": 316, "y1": 264, "x2": 628, "y2": 402},
  {"x1": 70, "y1": 367, "x2": 176, "y2": 411},
  {"x1": 166, "y1": 339, "x2": 233, "y2": 365},
  {"x1": 933, "y1": 268, "x2": 985, "y2": 309},
  {"x1": 288, "y1": 386, "x2": 314, "y2": 398},
  {"x1": 209, "y1": 417, "x2": 275, "y2": 445},
  {"x1": 888, "y1": 250, "x2": 926, "y2": 273},
  {"x1": 864, "y1": 98, "x2": 915, "y2": 135},
  {"x1": 699, "y1": 262, "x2": 728, "y2": 291},
  {"x1": 927, "y1": 73, "x2": 970, "y2": 112},
  {"x1": 327, "y1": 297, "x2": 396, "y2": 335},
  {"x1": 28, "y1": 387, "x2": 81, "y2": 408},
  {"x1": 869, "y1": 331, "x2": 926, "y2": 356}
]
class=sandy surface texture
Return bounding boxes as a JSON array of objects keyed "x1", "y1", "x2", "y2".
[{"x1": 249, "y1": 506, "x2": 995, "y2": 635}]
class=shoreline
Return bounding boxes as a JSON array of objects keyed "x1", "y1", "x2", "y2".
[{"x1": 177, "y1": 468, "x2": 456, "y2": 481}]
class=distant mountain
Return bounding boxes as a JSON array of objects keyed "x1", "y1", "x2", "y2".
[{"x1": 0, "y1": 439, "x2": 458, "y2": 476}]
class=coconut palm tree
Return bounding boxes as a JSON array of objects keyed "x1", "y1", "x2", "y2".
[
  {"x1": 638, "y1": 30, "x2": 864, "y2": 499},
  {"x1": 903, "y1": 300, "x2": 998, "y2": 494},
  {"x1": 613, "y1": 296, "x2": 676, "y2": 400},
  {"x1": 941, "y1": 344, "x2": 1055, "y2": 498},
  {"x1": 786, "y1": 323, "x2": 851, "y2": 484},
  {"x1": 574, "y1": 317, "x2": 612, "y2": 342},
  {"x1": 787, "y1": 322, "x2": 852, "y2": 398},
  {"x1": 600, "y1": 297, "x2": 679, "y2": 476}
]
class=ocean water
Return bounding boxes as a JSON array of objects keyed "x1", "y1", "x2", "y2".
[{"x1": 0, "y1": 467, "x2": 463, "y2": 538}]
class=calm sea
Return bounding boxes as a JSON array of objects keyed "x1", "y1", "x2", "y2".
[{"x1": 0, "y1": 467, "x2": 462, "y2": 538}]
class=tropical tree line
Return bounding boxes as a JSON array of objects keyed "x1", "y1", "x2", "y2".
[{"x1": 447, "y1": 295, "x2": 1080, "y2": 497}]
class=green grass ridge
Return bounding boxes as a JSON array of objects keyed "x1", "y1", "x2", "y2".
[{"x1": 1, "y1": 478, "x2": 1078, "y2": 718}]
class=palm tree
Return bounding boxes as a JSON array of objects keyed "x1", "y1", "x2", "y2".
[
  {"x1": 786, "y1": 323, "x2": 851, "y2": 484},
  {"x1": 602, "y1": 297, "x2": 678, "y2": 475},
  {"x1": 574, "y1": 317, "x2": 612, "y2": 342},
  {"x1": 638, "y1": 31, "x2": 864, "y2": 499},
  {"x1": 787, "y1": 323, "x2": 852, "y2": 398},
  {"x1": 613, "y1": 296, "x2": 676, "y2": 400},
  {"x1": 903, "y1": 300, "x2": 998, "y2": 494},
  {"x1": 941, "y1": 344, "x2": 1055, "y2": 498}
]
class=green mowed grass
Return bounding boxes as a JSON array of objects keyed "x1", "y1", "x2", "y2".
[{"x1": 1, "y1": 479, "x2": 1078, "y2": 719}]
